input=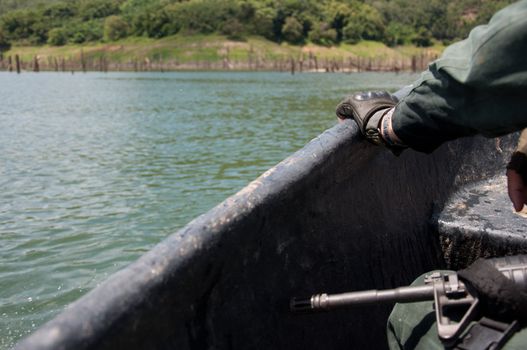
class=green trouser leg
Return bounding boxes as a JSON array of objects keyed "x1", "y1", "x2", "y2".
[
  {"x1": 386, "y1": 272, "x2": 527, "y2": 350},
  {"x1": 392, "y1": 0, "x2": 527, "y2": 153}
]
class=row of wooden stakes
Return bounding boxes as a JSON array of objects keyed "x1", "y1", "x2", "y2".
[{"x1": 0, "y1": 52, "x2": 437, "y2": 74}]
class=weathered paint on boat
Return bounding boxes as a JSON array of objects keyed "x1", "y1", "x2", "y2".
[{"x1": 15, "y1": 120, "x2": 522, "y2": 350}]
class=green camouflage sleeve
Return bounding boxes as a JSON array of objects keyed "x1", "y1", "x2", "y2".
[{"x1": 392, "y1": 0, "x2": 527, "y2": 153}]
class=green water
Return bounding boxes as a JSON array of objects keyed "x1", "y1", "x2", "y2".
[{"x1": 0, "y1": 71, "x2": 417, "y2": 347}]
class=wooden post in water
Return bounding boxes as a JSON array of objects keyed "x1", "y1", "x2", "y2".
[
  {"x1": 333, "y1": 59, "x2": 339, "y2": 72},
  {"x1": 348, "y1": 57, "x2": 355, "y2": 72},
  {"x1": 8, "y1": 56, "x2": 12, "y2": 72},
  {"x1": 54, "y1": 57, "x2": 59, "y2": 72},
  {"x1": 80, "y1": 50, "x2": 86, "y2": 73},
  {"x1": 290, "y1": 57, "x2": 295, "y2": 75},
  {"x1": 248, "y1": 46, "x2": 253, "y2": 71},
  {"x1": 15, "y1": 54, "x2": 21, "y2": 74},
  {"x1": 33, "y1": 56, "x2": 39, "y2": 72}
]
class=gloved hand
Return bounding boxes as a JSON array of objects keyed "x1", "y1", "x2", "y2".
[
  {"x1": 507, "y1": 151, "x2": 527, "y2": 212},
  {"x1": 335, "y1": 91, "x2": 405, "y2": 151}
]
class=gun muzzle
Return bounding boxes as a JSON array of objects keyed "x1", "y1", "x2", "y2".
[
  {"x1": 290, "y1": 285, "x2": 435, "y2": 312},
  {"x1": 290, "y1": 294, "x2": 330, "y2": 312}
]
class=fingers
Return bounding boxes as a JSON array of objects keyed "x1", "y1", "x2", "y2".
[{"x1": 507, "y1": 169, "x2": 527, "y2": 212}]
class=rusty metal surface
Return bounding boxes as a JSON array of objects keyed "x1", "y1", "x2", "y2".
[{"x1": 16, "y1": 121, "x2": 519, "y2": 350}]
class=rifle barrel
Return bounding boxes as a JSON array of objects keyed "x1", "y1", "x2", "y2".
[{"x1": 291, "y1": 284, "x2": 434, "y2": 312}]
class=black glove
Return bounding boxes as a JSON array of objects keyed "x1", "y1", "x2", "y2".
[
  {"x1": 336, "y1": 91, "x2": 398, "y2": 146},
  {"x1": 458, "y1": 257, "x2": 527, "y2": 324}
]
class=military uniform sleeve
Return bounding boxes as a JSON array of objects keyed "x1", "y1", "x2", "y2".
[{"x1": 392, "y1": 0, "x2": 527, "y2": 153}]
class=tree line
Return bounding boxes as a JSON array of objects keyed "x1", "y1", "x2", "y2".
[{"x1": 0, "y1": 0, "x2": 516, "y2": 52}]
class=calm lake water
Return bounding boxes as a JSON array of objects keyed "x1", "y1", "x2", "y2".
[{"x1": 0, "y1": 71, "x2": 417, "y2": 347}]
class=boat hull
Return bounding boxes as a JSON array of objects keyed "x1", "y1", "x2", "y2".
[{"x1": 16, "y1": 121, "x2": 518, "y2": 350}]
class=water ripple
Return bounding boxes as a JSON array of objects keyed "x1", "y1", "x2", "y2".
[{"x1": 0, "y1": 71, "x2": 417, "y2": 348}]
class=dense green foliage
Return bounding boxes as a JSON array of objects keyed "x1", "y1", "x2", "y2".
[
  {"x1": 0, "y1": 27, "x2": 10, "y2": 52},
  {"x1": 0, "y1": 0, "x2": 517, "y2": 48}
]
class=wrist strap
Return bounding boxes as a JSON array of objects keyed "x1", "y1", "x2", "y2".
[{"x1": 380, "y1": 109, "x2": 406, "y2": 148}]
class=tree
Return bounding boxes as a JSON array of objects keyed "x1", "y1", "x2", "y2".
[
  {"x1": 281, "y1": 16, "x2": 303, "y2": 44},
  {"x1": 221, "y1": 19, "x2": 245, "y2": 41},
  {"x1": 355, "y1": 4, "x2": 385, "y2": 41},
  {"x1": 47, "y1": 27, "x2": 67, "y2": 45},
  {"x1": 411, "y1": 27, "x2": 433, "y2": 47},
  {"x1": 29, "y1": 18, "x2": 49, "y2": 44},
  {"x1": 249, "y1": 6, "x2": 276, "y2": 40},
  {"x1": 42, "y1": 2, "x2": 77, "y2": 21},
  {"x1": 146, "y1": 7, "x2": 179, "y2": 38},
  {"x1": 1, "y1": 9, "x2": 37, "y2": 41},
  {"x1": 78, "y1": 0, "x2": 120, "y2": 21},
  {"x1": 67, "y1": 21, "x2": 103, "y2": 44},
  {"x1": 165, "y1": 0, "x2": 237, "y2": 35},
  {"x1": 323, "y1": 1, "x2": 353, "y2": 42},
  {"x1": 308, "y1": 22, "x2": 337, "y2": 46},
  {"x1": 0, "y1": 28, "x2": 11, "y2": 52},
  {"x1": 342, "y1": 3, "x2": 385, "y2": 44},
  {"x1": 383, "y1": 22, "x2": 414, "y2": 47},
  {"x1": 342, "y1": 21, "x2": 362, "y2": 44},
  {"x1": 104, "y1": 15, "x2": 129, "y2": 41}
]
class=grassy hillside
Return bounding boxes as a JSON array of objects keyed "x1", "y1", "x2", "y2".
[{"x1": 3, "y1": 34, "x2": 444, "y2": 72}]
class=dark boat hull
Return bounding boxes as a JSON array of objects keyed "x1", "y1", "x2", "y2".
[{"x1": 16, "y1": 121, "x2": 521, "y2": 350}]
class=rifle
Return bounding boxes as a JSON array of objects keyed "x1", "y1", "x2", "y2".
[{"x1": 291, "y1": 255, "x2": 527, "y2": 348}]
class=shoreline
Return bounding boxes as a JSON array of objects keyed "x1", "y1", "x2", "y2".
[
  {"x1": 0, "y1": 35, "x2": 443, "y2": 74},
  {"x1": 0, "y1": 54, "x2": 436, "y2": 74}
]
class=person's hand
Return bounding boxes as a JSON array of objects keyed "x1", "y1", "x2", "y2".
[
  {"x1": 336, "y1": 91, "x2": 406, "y2": 155},
  {"x1": 336, "y1": 91, "x2": 397, "y2": 146},
  {"x1": 506, "y1": 152, "x2": 527, "y2": 212},
  {"x1": 507, "y1": 169, "x2": 527, "y2": 212}
]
